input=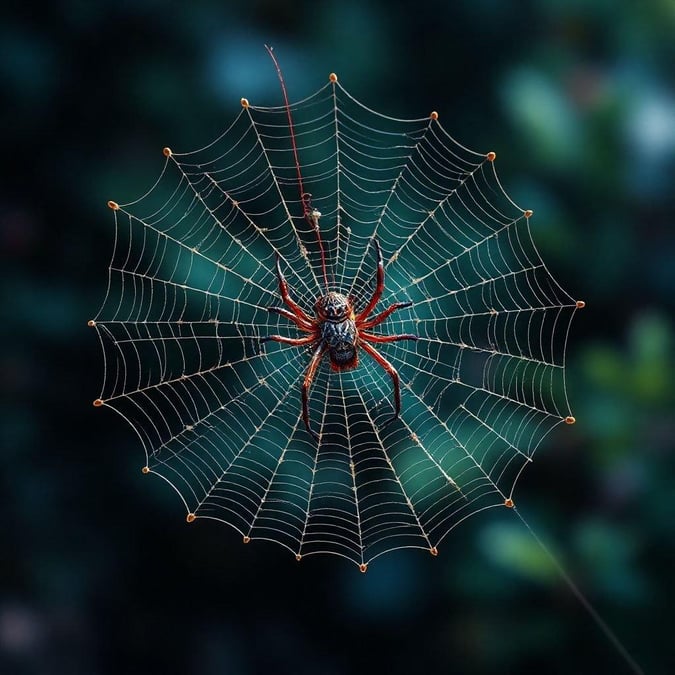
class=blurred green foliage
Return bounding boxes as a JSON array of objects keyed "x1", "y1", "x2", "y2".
[{"x1": 1, "y1": 1, "x2": 673, "y2": 674}]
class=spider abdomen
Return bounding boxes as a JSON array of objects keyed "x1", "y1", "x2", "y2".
[{"x1": 322, "y1": 317, "x2": 358, "y2": 372}]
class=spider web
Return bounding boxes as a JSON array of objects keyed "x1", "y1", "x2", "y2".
[{"x1": 91, "y1": 74, "x2": 582, "y2": 570}]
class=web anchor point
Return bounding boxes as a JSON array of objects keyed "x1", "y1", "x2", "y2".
[
  {"x1": 107, "y1": 200, "x2": 119, "y2": 210},
  {"x1": 504, "y1": 498, "x2": 515, "y2": 508},
  {"x1": 430, "y1": 111, "x2": 439, "y2": 121},
  {"x1": 524, "y1": 209, "x2": 533, "y2": 218},
  {"x1": 565, "y1": 416, "x2": 576, "y2": 425},
  {"x1": 240, "y1": 98, "x2": 249, "y2": 108},
  {"x1": 359, "y1": 563, "x2": 368, "y2": 573},
  {"x1": 163, "y1": 147, "x2": 172, "y2": 157},
  {"x1": 186, "y1": 513, "x2": 196, "y2": 523},
  {"x1": 486, "y1": 151, "x2": 496, "y2": 162},
  {"x1": 87, "y1": 320, "x2": 96, "y2": 327},
  {"x1": 141, "y1": 466, "x2": 150, "y2": 474},
  {"x1": 329, "y1": 72, "x2": 338, "y2": 83},
  {"x1": 576, "y1": 300, "x2": 586, "y2": 309},
  {"x1": 295, "y1": 554, "x2": 302, "y2": 561},
  {"x1": 93, "y1": 398, "x2": 104, "y2": 407},
  {"x1": 243, "y1": 535, "x2": 251, "y2": 544},
  {"x1": 430, "y1": 546, "x2": 439, "y2": 556}
]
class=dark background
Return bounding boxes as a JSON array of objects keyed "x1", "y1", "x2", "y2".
[{"x1": 2, "y1": 1, "x2": 674, "y2": 673}]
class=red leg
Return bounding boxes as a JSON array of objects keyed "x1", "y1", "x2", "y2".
[
  {"x1": 261, "y1": 334, "x2": 317, "y2": 347},
  {"x1": 360, "y1": 341, "x2": 403, "y2": 427},
  {"x1": 268, "y1": 306, "x2": 315, "y2": 332},
  {"x1": 273, "y1": 253, "x2": 313, "y2": 324},
  {"x1": 302, "y1": 344, "x2": 327, "y2": 441},
  {"x1": 360, "y1": 331, "x2": 418, "y2": 344},
  {"x1": 356, "y1": 239, "x2": 384, "y2": 322},
  {"x1": 359, "y1": 301, "x2": 412, "y2": 330}
]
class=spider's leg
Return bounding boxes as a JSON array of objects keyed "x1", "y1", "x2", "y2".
[
  {"x1": 355, "y1": 238, "x2": 384, "y2": 322},
  {"x1": 360, "y1": 341, "x2": 403, "y2": 427},
  {"x1": 302, "y1": 343, "x2": 327, "y2": 441},
  {"x1": 268, "y1": 306, "x2": 315, "y2": 332},
  {"x1": 261, "y1": 334, "x2": 317, "y2": 347},
  {"x1": 360, "y1": 331, "x2": 418, "y2": 344},
  {"x1": 273, "y1": 253, "x2": 313, "y2": 324},
  {"x1": 359, "y1": 301, "x2": 412, "y2": 330}
]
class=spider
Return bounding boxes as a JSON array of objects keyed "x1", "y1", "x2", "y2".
[{"x1": 262, "y1": 236, "x2": 417, "y2": 441}]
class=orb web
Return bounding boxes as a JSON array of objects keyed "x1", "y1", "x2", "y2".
[{"x1": 91, "y1": 75, "x2": 582, "y2": 569}]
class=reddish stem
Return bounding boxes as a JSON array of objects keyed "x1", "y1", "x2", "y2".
[{"x1": 265, "y1": 45, "x2": 329, "y2": 292}]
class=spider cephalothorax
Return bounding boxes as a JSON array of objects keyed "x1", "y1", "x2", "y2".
[{"x1": 262, "y1": 239, "x2": 417, "y2": 440}]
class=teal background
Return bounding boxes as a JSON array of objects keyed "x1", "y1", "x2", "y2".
[{"x1": 1, "y1": 1, "x2": 673, "y2": 673}]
